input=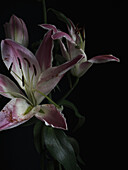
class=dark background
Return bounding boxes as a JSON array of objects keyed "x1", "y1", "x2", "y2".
[{"x1": 0, "y1": 0, "x2": 126, "y2": 169}]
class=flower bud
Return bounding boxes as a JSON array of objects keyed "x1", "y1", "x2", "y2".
[{"x1": 4, "y1": 15, "x2": 29, "y2": 47}]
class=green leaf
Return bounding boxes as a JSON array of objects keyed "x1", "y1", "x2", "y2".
[
  {"x1": 59, "y1": 100, "x2": 85, "y2": 132},
  {"x1": 33, "y1": 121, "x2": 43, "y2": 154},
  {"x1": 48, "y1": 8, "x2": 71, "y2": 27},
  {"x1": 68, "y1": 137, "x2": 85, "y2": 166},
  {"x1": 43, "y1": 126, "x2": 81, "y2": 170}
]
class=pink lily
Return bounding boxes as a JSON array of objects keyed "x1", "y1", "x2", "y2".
[
  {"x1": 40, "y1": 21, "x2": 120, "y2": 77},
  {"x1": 4, "y1": 15, "x2": 29, "y2": 47},
  {"x1": 0, "y1": 30, "x2": 83, "y2": 131}
]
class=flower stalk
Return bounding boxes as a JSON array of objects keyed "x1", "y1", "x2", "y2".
[{"x1": 42, "y1": 0, "x2": 47, "y2": 23}]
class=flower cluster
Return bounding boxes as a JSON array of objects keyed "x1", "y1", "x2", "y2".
[{"x1": 0, "y1": 15, "x2": 119, "y2": 132}]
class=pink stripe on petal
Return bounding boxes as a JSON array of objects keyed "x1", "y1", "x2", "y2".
[
  {"x1": 35, "y1": 104, "x2": 67, "y2": 130},
  {"x1": 1, "y1": 39, "x2": 41, "y2": 89},
  {"x1": 88, "y1": 55, "x2": 120, "y2": 63},
  {"x1": 35, "y1": 54, "x2": 83, "y2": 104},
  {"x1": 35, "y1": 30, "x2": 53, "y2": 71}
]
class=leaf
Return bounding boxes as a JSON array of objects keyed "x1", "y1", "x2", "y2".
[
  {"x1": 43, "y1": 126, "x2": 81, "y2": 170},
  {"x1": 59, "y1": 100, "x2": 85, "y2": 132},
  {"x1": 48, "y1": 8, "x2": 71, "y2": 27},
  {"x1": 33, "y1": 120, "x2": 43, "y2": 154},
  {"x1": 68, "y1": 137, "x2": 85, "y2": 166}
]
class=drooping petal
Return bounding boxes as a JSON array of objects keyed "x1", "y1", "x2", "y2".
[
  {"x1": 35, "y1": 104, "x2": 67, "y2": 130},
  {"x1": 72, "y1": 55, "x2": 120, "y2": 78},
  {"x1": 39, "y1": 24, "x2": 57, "y2": 33},
  {"x1": 35, "y1": 30, "x2": 53, "y2": 71},
  {"x1": 0, "y1": 98, "x2": 34, "y2": 131},
  {"x1": 35, "y1": 54, "x2": 84, "y2": 104},
  {"x1": 52, "y1": 31, "x2": 75, "y2": 43},
  {"x1": 1, "y1": 39, "x2": 41, "y2": 89},
  {"x1": 88, "y1": 55, "x2": 120, "y2": 63},
  {"x1": 0, "y1": 74, "x2": 24, "y2": 99}
]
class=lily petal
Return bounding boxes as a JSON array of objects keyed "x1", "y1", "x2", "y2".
[
  {"x1": 0, "y1": 98, "x2": 34, "y2": 131},
  {"x1": 39, "y1": 24, "x2": 57, "y2": 33},
  {"x1": 72, "y1": 61, "x2": 93, "y2": 77},
  {"x1": 88, "y1": 55, "x2": 120, "y2": 63},
  {"x1": 1, "y1": 39, "x2": 41, "y2": 89},
  {"x1": 35, "y1": 104, "x2": 67, "y2": 130},
  {"x1": 35, "y1": 30, "x2": 53, "y2": 71},
  {"x1": 0, "y1": 74, "x2": 23, "y2": 99},
  {"x1": 52, "y1": 31, "x2": 74, "y2": 43},
  {"x1": 59, "y1": 40, "x2": 70, "y2": 60},
  {"x1": 74, "y1": 55, "x2": 120, "y2": 77},
  {"x1": 4, "y1": 15, "x2": 29, "y2": 47},
  {"x1": 35, "y1": 54, "x2": 84, "y2": 104}
]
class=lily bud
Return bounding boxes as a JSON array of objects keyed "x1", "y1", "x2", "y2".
[{"x1": 4, "y1": 15, "x2": 29, "y2": 47}]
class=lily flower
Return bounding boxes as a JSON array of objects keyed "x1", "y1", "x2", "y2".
[
  {"x1": 40, "y1": 21, "x2": 120, "y2": 77},
  {"x1": 0, "y1": 29, "x2": 83, "y2": 131},
  {"x1": 4, "y1": 15, "x2": 29, "y2": 47}
]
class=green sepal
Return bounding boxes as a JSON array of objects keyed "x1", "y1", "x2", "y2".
[{"x1": 43, "y1": 126, "x2": 81, "y2": 170}]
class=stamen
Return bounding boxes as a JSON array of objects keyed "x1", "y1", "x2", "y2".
[
  {"x1": 75, "y1": 24, "x2": 82, "y2": 34},
  {"x1": 17, "y1": 57, "x2": 22, "y2": 69},
  {"x1": 33, "y1": 65, "x2": 37, "y2": 76},
  {"x1": 24, "y1": 58, "x2": 30, "y2": 67},
  {"x1": 9, "y1": 63, "x2": 13, "y2": 72},
  {"x1": 22, "y1": 75, "x2": 25, "y2": 86},
  {"x1": 33, "y1": 89, "x2": 61, "y2": 109}
]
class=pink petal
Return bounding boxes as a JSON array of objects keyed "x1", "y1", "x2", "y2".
[
  {"x1": 88, "y1": 55, "x2": 120, "y2": 63},
  {"x1": 0, "y1": 74, "x2": 23, "y2": 99},
  {"x1": 35, "y1": 30, "x2": 53, "y2": 71},
  {"x1": 0, "y1": 98, "x2": 34, "y2": 131},
  {"x1": 52, "y1": 31, "x2": 75, "y2": 43},
  {"x1": 59, "y1": 40, "x2": 70, "y2": 60},
  {"x1": 1, "y1": 39, "x2": 41, "y2": 89},
  {"x1": 35, "y1": 54, "x2": 83, "y2": 104},
  {"x1": 39, "y1": 24, "x2": 57, "y2": 33},
  {"x1": 35, "y1": 104, "x2": 67, "y2": 130},
  {"x1": 4, "y1": 15, "x2": 29, "y2": 47},
  {"x1": 74, "y1": 61, "x2": 93, "y2": 77}
]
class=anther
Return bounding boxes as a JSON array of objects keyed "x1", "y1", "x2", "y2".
[
  {"x1": 24, "y1": 58, "x2": 31, "y2": 67},
  {"x1": 33, "y1": 65, "x2": 37, "y2": 76},
  {"x1": 9, "y1": 63, "x2": 13, "y2": 72},
  {"x1": 17, "y1": 57, "x2": 22, "y2": 69}
]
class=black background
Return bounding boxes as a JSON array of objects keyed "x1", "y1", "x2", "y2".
[{"x1": 0, "y1": 0, "x2": 126, "y2": 170}]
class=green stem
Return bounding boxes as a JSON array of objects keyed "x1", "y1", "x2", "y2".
[
  {"x1": 59, "y1": 163, "x2": 62, "y2": 170},
  {"x1": 42, "y1": 0, "x2": 47, "y2": 23}
]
